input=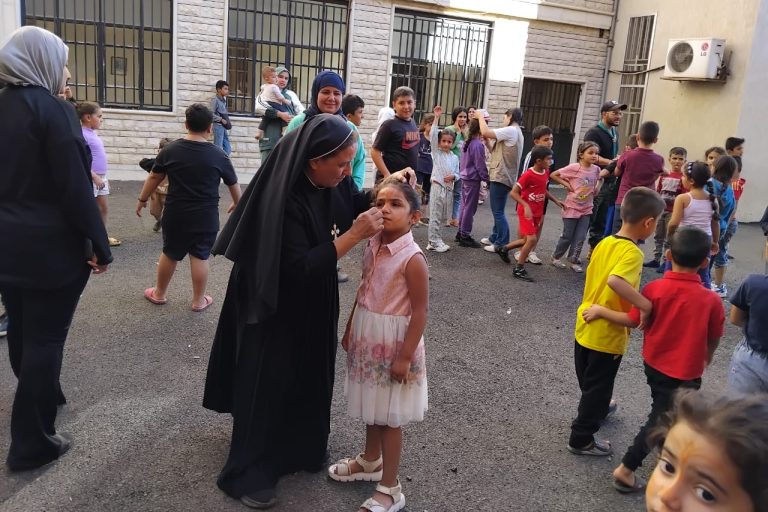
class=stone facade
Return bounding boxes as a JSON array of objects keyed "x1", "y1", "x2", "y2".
[{"x1": 4, "y1": 0, "x2": 616, "y2": 183}]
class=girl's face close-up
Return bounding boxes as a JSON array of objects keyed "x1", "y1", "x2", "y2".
[
  {"x1": 455, "y1": 112, "x2": 468, "y2": 128},
  {"x1": 375, "y1": 186, "x2": 418, "y2": 233},
  {"x1": 306, "y1": 143, "x2": 356, "y2": 188},
  {"x1": 581, "y1": 146, "x2": 599, "y2": 165},
  {"x1": 85, "y1": 109, "x2": 103, "y2": 129},
  {"x1": 317, "y1": 86, "x2": 343, "y2": 114},
  {"x1": 706, "y1": 151, "x2": 721, "y2": 170},
  {"x1": 439, "y1": 134, "x2": 454, "y2": 152},
  {"x1": 645, "y1": 421, "x2": 754, "y2": 512}
]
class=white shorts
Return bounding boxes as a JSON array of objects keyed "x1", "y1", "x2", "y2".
[{"x1": 93, "y1": 176, "x2": 110, "y2": 197}]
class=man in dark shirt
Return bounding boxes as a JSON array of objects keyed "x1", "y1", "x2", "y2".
[
  {"x1": 586, "y1": 100, "x2": 626, "y2": 251},
  {"x1": 137, "y1": 103, "x2": 241, "y2": 312},
  {"x1": 372, "y1": 86, "x2": 420, "y2": 183}
]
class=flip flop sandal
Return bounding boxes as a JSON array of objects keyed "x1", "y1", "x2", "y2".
[
  {"x1": 567, "y1": 438, "x2": 613, "y2": 456},
  {"x1": 360, "y1": 480, "x2": 406, "y2": 512},
  {"x1": 191, "y1": 295, "x2": 213, "y2": 312},
  {"x1": 144, "y1": 287, "x2": 167, "y2": 305},
  {"x1": 613, "y1": 475, "x2": 647, "y2": 494},
  {"x1": 328, "y1": 453, "x2": 383, "y2": 482}
]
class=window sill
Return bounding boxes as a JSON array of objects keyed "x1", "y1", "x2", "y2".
[{"x1": 101, "y1": 108, "x2": 176, "y2": 117}]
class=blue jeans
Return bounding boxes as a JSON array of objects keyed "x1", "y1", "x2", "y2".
[
  {"x1": 728, "y1": 340, "x2": 768, "y2": 394},
  {"x1": 213, "y1": 123, "x2": 231, "y2": 156},
  {"x1": 488, "y1": 182, "x2": 511, "y2": 246},
  {"x1": 452, "y1": 179, "x2": 462, "y2": 220}
]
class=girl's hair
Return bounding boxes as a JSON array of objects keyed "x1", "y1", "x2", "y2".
[
  {"x1": 648, "y1": 390, "x2": 768, "y2": 511},
  {"x1": 438, "y1": 129, "x2": 456, "y2": 143},
  {"x1": 712, "y1": 154, "x2": 738, "y2": 183},
  {"x1": 450, "y1": 106, "x2": 468, "y2": 123},
  {"x1": 76, "y1": 101, "x2": 100, "y2": 118},
  {"x1": 705, "y1": 146, "x2": 726, "y2": 159},
  {"x1": 419, "y1": 113, "x2": 435, "y2": 130},
  {"x1": 685, "y1": 161, "x2": 719, "y2": 220},
  {"x1": 504, "y1": 108, "x2": 523, "y2": 126},
  {"x1": 576, "y1": 141, "x2": 599, "y2": 162},
  {"x1": 463, "y1": 118, "x2": 482, "y2": 152},
  {"x1": 374, "y1": 176, "x2": 421, "y2": 213}
]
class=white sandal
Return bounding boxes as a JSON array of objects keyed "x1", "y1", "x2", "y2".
[
  {"x1": 360, "y1": 480, "x2": 406, "y2": 512},
  {"x1": 328, "y1": 452, "x2": 383, "y2": 482}
]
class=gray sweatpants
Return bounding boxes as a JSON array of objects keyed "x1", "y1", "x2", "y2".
[
  {"x1": 429, "y1": 184, "x2": 451, "y2": 246},
  {"x1": 553, "y1": 215, "x2": 591, "y2": 262}
]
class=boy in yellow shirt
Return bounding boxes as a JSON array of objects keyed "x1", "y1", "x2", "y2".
[{"x1": 568, "y1": 187, "x2": 665, "y2": 456}]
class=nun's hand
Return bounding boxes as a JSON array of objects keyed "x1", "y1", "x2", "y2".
[
  {"x1": 390, "y1": 168, "x2": 417, "y2": 188},
  {"x1": 350, "y1": 207, "x2": 384, "y2": 240}
]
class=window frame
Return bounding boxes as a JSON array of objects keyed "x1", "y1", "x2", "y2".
[
  {"x1": 226, "y1": 0, "x2": 350, "y2": 117},
  {"x1": 617, "y1": 14, "x2": 656, "y2": 148},
  {"x1": 22, "y1": 0, "x2": 174, "y2": 112}
]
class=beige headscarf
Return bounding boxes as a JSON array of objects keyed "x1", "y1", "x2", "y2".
[{"x1": 0, "y1": 26, "x2": 68, "y2": 94}]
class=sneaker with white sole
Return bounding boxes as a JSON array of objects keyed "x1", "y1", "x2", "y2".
[
  {"x1": 527, "y1": 251, "x2": 542, "y2": 265},
  {"x1": 571, "y1": 263, "x2": 584, "y2": 273},
  {"x1": 713, "y1": 284, "x2": 728, "y2": 298},
  {"x1": 426, "y1": 242, "x2": 450, "y2": 253},
  {"x1": 483, "y1": 244, "x2": 497, "y2": 253},
  {"x1": 480, "y1": 237, "x2": 492, "y2": 246},
  {"x1": 551, "y1": 258, "x2": 567, "y2": 269}
]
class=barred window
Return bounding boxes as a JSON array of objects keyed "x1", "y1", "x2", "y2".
[
  {"x1": 390, "y1": 10, "x2": 491, "y2": 125},
  {"x1": 618, "y1": 15, "x2": 655, "y2": 148},
  {"x1": 23, "y1": 0, "x2": 173, "y2": 111},
  {"x1": 227, "y1": 0, "x2": 349, "y2": 115}
]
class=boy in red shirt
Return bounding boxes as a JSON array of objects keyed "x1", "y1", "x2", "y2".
[
  {"x1": 495, "y1": 145, "x2": 563, "y2": 281},
  {"x1": 611, "y1": 121, "x2": 665, "y2": 234},
  {"x1": 582, "y1": 226, "x2": 724, "y2": 493},
  {"x1": 645, "y1": 146, "x2": 687, "y2": 270}
]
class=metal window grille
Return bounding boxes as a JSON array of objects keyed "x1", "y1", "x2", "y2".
[
  {"x1": 390, "y1": 9, "x2": 491, "y2": 126},
  {"x1": 519, "y1": 78, "x2": 582, "y2": 167},
  {"x1": 23, "y1": 0, "x2": 173, "y2": 111},
  {"x1": 227, "y1": 0, "x2": 349, "y2": 115},
  {"x1": 618, "y1": 15, "x2": 655, "y2": 147}
]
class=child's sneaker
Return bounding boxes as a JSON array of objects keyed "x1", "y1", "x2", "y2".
[
  {"x1": 426, "y1": 242, "x2": 450, "y2": 253},
  {"x1": 551, "y1": 258, "x2": 567, "y2": 269},
  {"x1": 567, "y1": 439, "x2": 612, "y2": 457},
  {"x1": 512, "y1": 266, "x2": 534, "y2": 282},
  {"x1": 570, "y1": 263, "x2": 584, "y2": 273},
  {"x1": 480, "y1": 237, "x2": 492, "y2": 246},
  {"x1": 713, "y1": 283, "x2": 728, "y2": 298},
  {"x1": 527, "y1": 251, "x2": 542, "y2": 265},
  {"x1": 494, "y1": 245, "x2": 511, "y2": 264},
  {"x1": 483, "y1": 244, "x2": 497, "y2": 253}
]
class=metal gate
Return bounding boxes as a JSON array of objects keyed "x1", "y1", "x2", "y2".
[
  {"x1": 390, "y1": 9, "x2": 491, "y2": 125},
  {"x1": 519, "y1": 78, "x2": 582, "y2": 169}
]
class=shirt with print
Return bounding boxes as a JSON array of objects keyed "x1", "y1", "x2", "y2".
[
  {"x1": 615, "y1": 147, "x2": 665, "y2": 205},
  {"x1": 516, "y1": 168, "x2": 550, "y2": 218},
  {"x1": 575, "y1": 235, "x2": 644, "y2": 355},
  {"x1": 627, "y1": 272, "x2": 725, "y2": 380},
  {"x1": 556, "y1": 163, "x2": 601, "y2": 218},
  {"x1": 732, "y1": 177, "x2": 746, "y2": 201},
  {"x1": 657, "y1": 171, "x2": 685, "y2": 212},
  {"x1": 730, "y1": 274, "x2": 768, "y2": 355},
  {"x1": 417, "y1": 132, "x2": 433, "y2": 176},
  {"x1": 373, "y1": 116, "x2": 419, "y2": 174}
]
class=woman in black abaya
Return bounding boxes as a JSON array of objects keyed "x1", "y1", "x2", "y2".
[{"x1": 204, "y1": 114, "x2": 411, "y2": 508}]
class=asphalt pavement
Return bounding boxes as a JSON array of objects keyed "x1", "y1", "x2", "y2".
[{"x1": 1, "y1": 181, "x2": 765, "y2": 511}]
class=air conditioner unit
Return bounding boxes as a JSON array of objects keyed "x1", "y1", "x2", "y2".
[{"x1": 664, "y1": 38, "x2": 725, "y2": 79}]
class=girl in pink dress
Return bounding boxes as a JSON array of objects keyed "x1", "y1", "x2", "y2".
[{"x1": 328, "y1": 178, "x2": 429, "y2": 512}]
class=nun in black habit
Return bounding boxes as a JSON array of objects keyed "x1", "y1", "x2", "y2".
[{"x1": 204, "y1": 114, "x2": 413, "y2": 508}]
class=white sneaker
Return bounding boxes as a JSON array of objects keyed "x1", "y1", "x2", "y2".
[
  {"x1": 427, "y1": 242, "x2": 450, "y2": 253},
  {"x1": 570, "y1": 263, "x2": 584, "y2": 273},
  {"x1": 483, "y1": 244, "x2": 497, "y2": 253},
  {"x1": 480, "y1": 237, "x2": 492, "y2": 246},
  {"x1": 551, "y1": 258, "x2": 567, "y2": 269},
  {"x1": 527, "y1": 251, "x2": 543, "y2": 265}
]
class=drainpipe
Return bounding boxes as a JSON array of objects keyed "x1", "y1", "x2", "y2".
[{"x1": 602, "y1": 0, "x2": 620, "y2": 101}]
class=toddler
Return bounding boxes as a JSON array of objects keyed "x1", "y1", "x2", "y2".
[
  {"x1": 425, "y1": 106, "x2": 459, "y2": 253},
  {"x1": 329, "y1": 177, "x2": 429, "y2": 512},
  {"x1": 139, "y1": 137, "x2": 173, "y2": 232}
]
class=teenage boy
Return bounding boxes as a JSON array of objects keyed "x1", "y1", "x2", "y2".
[
  {"x1": 136, "y1": 104, "x2": 241, "y2": 312},
  {"x1": 515, "y1": 125, "x2": 554, "y2": 264},
  {"x1": 495, "y1": 145, "x2": 563, "y2": 282},
  {"x1": 210, "y1": 80, "x2": 232, "y2": 156},
  {"x1": 341, "y1": 94, "x2": 367, "y2": 191},
  {"x1": 568, "y1": 187, "x2": 665, "y2": 456},
  {"x1": 646, "y1": 146, "x2": 687, "y2": 269},
  {"x1": 583, "y1": 226, "x2": 724, "y2": 492},
  {"x1": 372, "y1": 86, "x2": 419, "y2": 183},
  {"x1": 611, "y1": 121, "x2": 665, "y2": 234}
]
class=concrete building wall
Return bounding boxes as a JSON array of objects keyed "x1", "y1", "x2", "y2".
[{"x1": 605, "y1": 0, "x2": 767, "y2": 221}]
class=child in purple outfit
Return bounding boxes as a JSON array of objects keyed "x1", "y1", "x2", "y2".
[{"x1": 457, "y1": 117, "x2": 488, "y2": 248}]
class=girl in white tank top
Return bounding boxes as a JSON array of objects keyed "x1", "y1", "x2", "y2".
[{"x1": 664, "y1": 162, "x2": 720, "y2": 287}]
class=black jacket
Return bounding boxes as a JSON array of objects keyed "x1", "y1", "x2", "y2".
[{"x1": 0, "y1": 85, "x2": 112, "y2": 289}]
